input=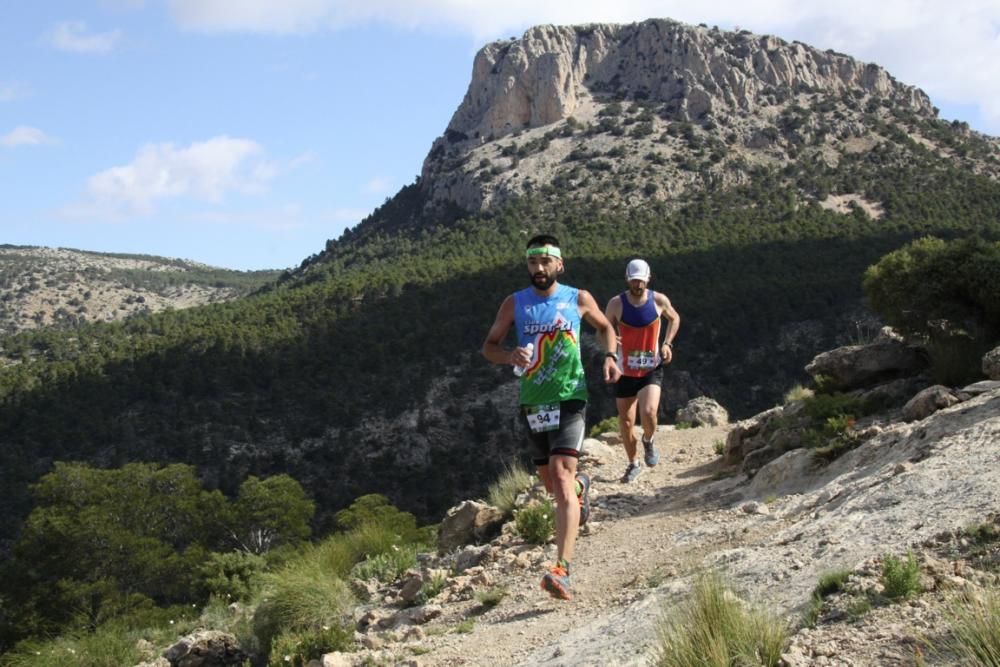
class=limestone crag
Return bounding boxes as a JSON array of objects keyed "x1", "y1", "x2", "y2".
[
  {"x1": 420, "y1": 19, "x2": 943, "y2": 212},
  {"x1": 445, "y1": 22, "x2": 931, "y2": 142}
]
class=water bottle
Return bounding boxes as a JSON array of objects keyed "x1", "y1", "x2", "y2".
[{"x1": 513, "y1": 342, "x2": 534, "y2": 377}]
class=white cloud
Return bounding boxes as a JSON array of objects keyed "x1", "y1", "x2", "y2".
[
  {"x1": 1, "y1": 126, "x2": 55, "y2": 147},
  {"x1": 83, "y1": 136, "x2": 278, "y2": 215},
  {"x1": 324, "y1": 208, "x2": 372, "y2": 225},
  {"x1": 188, "y1": 204, "x2": 306, "y2": 231},
  {"x1": 167, "y1": 0, "x2": 1000, "y2": 133},
  {"x1": 46, "y1": 20, "x2": 122, "y2": 54},
  {"x1": 362, "y1": 176, "x2": 391, "y2": 195},
  {"x1": 0, "y1": 82, "x2": 31, "y2": 102}
]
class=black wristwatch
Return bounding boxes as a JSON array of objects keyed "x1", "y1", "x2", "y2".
[{"x1": 605, "y1": 352, "x2": 618, "y2": 361}]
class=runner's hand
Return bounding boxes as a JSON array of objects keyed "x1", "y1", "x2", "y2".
[{"x1": 603, "y1": 357, "x2": 622, "y2": 383}]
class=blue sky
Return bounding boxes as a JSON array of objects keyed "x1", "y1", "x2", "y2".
[{"x1": 3, "y1": 1, "x2": 999, "y2": 271}]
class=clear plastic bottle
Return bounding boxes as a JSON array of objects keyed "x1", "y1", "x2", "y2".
[{"x1": 513, "y1": 342, "x2": 534, "y2": 377}]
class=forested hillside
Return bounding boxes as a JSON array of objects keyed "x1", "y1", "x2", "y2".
[
  {"x1": 2, "y1": 125, "x2": 999, "y2": 551},
  {"x1": 3, "y1": 16, "x2": 1000, "y2": 600}
]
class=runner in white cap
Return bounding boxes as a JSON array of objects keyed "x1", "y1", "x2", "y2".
[{"x1": 604, "y1": 259, "x2": 681, "y2": 482}]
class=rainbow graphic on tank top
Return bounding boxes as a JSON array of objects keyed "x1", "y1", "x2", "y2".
[{"x1": 513, "y1": 284, "x2": 588, "y2": 406}]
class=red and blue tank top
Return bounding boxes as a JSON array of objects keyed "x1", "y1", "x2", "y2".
[{"x1": 618, "y1": 290, "x2": 662, "y2": 377}]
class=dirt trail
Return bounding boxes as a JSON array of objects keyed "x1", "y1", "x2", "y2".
[{"x1": 420, "y1": 424, "x2": 747, "y2": 666}]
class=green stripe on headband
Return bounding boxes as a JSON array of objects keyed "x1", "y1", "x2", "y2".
[{"x1": 525, "y1": 245, "x2": 561, "y2": 258}]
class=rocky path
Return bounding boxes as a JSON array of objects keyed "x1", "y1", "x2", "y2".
[
  {"x1": 344, "y1": 384, "x2": 1000, "y2": 667},
  {"x1": 417, "y1": 424, "x2": 743, "y2": 666}
]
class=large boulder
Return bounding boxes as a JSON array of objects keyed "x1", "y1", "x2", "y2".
[
  {"x1": 902, "y1": 385, "x2": 960, "y2": 422},
  {"x1": 437, "y1": 500, "x2": 505, "y2": 554},
  {"x1": 805, "y1": 340, "x2": 925, "y2": 391},
  {"x1": 983, "y1": 345, "x2": 1000, "y2": 380},
  {"x1": 675, "y1": 396, "x2": 729, "y2": 427},
  {"x1": 163, "y1": 631, "x2": 245, "y2": 667}
]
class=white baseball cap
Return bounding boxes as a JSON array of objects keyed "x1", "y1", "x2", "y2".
[{"x1": 625, "y1": 258, "x2": 651, "y2": 281}]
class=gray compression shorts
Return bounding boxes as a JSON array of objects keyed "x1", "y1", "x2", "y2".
[{"x1": 520, "y1": 399, "x2": 587, "y2": 466}]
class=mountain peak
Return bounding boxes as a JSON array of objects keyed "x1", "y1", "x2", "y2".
[{"x1": 419, "y1": 18, "x2": 946, "y2": 212}]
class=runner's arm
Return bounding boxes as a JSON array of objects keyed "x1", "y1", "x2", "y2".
[
  {"x1": 482, "y1": 295, "x2": 531, "y2": 368},
  {"x1": 655, "y1": 292, "x2": 681, "y2": 364},
  {"x1": 579, "y1": 290, "x2": 622, "y2": 382}
]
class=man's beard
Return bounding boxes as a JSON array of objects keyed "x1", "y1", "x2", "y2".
[
  {"x1": 629, "y1": 285, "x2": 645, "y2": 298},
  {"x1": 531, "y1": 273, "x2": 556, "y2": 290}
]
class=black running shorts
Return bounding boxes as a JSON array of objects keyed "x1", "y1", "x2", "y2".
[
  {"x1": 520, "y1": 399, "x2": 587, "y2": 466},
  {"x1": 615, "y1": 366, "x2": 664, "y2": 399}
]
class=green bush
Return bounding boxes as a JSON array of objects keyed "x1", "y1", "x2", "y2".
[
  {"x1": 474, "y1": 585, "x2": 508, "y2": 610},
  {"x1": 655, "y1": 573, "x2": 788, "y2": 667},
  {"x1": 814, "y1": 568, "x2": 852, "y2": 598},
  {"x1": 198, "y1": 550, "x2": 266, "y2": 601},
  {"x1": 939, "y1": 586, "x2": 1000, "y2": 665},
  {"x1": 268, "y1": 625, "x2": 353, "y2": 667},
  {"x1": 514, "y1": 499, "x2": 555, "y2": 545},
  {"x1": 414, "y1": 571, "x2": 448, "y2": 607},
  {"x1": 588, "y1": 415, "x2": 619, "y2": 437},
  {"x1": 1, "y1": 623, "x2": 142, "y2": 667},
  {"x1": 881, "y1": 551, "x2": 922, "y2": 601},
  {"x1": 350, "y1": 546, "x2": 418, "y2": 584},
  {"x1": 486, "y1": 461, "x2": 535, "y2": 517},
  {"x1": 252, "y1": 555, "x2": 355, "y2": 653},
  {"x1": 863, "y1": 236, "x2": 1000, "y2": 341}
]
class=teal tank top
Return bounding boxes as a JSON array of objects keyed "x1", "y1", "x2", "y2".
[{"x1": 513, "y1": 284, "x2": 588, "y2": 406}]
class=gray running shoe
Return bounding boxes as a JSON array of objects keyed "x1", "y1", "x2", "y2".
[
  {"x1": 540, "y1": 565, "x2": 573, "y2": 600},
  {"x1": 620, "y1": 462, "x2": 641, "y2": 483},
  {"x1": 643, "y1": 437, "x2": 660, "y2": 466}
]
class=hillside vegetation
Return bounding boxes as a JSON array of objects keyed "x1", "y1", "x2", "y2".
[{"x1": 0, "y1": 246, "x2": 279, "y2": 337}]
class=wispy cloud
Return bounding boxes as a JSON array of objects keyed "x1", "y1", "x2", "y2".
[
  {"x1": 323, "y1": 208, "x2": 371, "y2": 225},
  {"x1": 0, "y1": 82, "x2": 31, "y2": 103},
  {"x1": 166, "y1": 0, "x2": 1000, "y2": 133},
  {"x1": 77, "y1": 136, "x2": 278, "y2": 215},
  {"x1": 1, "y1": 126, "x2": 56, "y2": 147},
  {"x1": 188, "y1": 204, "x2": 306, "y2": 231},
  {"x1": 46, "y1": 20, "x2": 122, "y2": 54},
  {"x1": 362, "y1": 176, "x2": 391, "y2": 195}
]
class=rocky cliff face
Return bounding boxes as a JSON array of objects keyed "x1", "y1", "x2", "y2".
[{"x1": 419, "y1": 19, "x2": 989, "y2": 213}]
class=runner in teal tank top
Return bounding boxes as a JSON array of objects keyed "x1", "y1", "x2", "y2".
[
  {"x1": 513, "y1": 283, "x2": 588, "y2": 406},
  {"x1": 482, "y1": 234, "x2": 621, "y2": 601}
]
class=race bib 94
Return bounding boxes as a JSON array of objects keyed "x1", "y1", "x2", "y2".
[{"x1": 525, "y1": 403, "x2": 561, "y2": 433}]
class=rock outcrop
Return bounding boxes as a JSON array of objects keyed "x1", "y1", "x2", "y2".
[
  {"x1": 419, "y1": 19, "x2": 940, "y2": 211},
  {"x1": 804, "y1": 339, "x2": 926, "y2": 391},
  {"x1": 676, "y1": 396, "x2": 729, "y2": 426}
]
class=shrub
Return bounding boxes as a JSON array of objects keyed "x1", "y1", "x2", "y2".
[
  {"x1": 814, "y1": 568, "x2": 852, "y2": 598},
  {"x1": 881, "y1": 551, "x2": 922, "y2": 600},
  {"x1": 655, "y1": 573, "x2": 788, "y2": 667},
  {"x1": 199, "y1": 550, "x2": 266, "y2": 601},
  {"x1": 474, "y1": 586, "x2": 508, "y2": 610},
  {"x1": 713, "y1": 440, "x2": 726, "y2": 456},
  {"x1": 783, "y1": 384, "x2": 814, "y2": 403},
  {"x1": 414, "y1": 571, "x2": 448, "y2": 606},
  {"x1": 588, "y1": 415, "x2": 619, "y2": 436},
  {"x1": 938, "y1": 586, "x2": 1000, "y2": 665},
  {"x1": 267, "y1": 625, "x2": 353, "y2": 666},
  {"x1": 514, "y1": 499, "x2": 555, "y2": 545},
  {"x1": 351, "y1": 546, "x2": 419, "y2": 584},
  {"x1": 252, "y1": 553, "x2": 355, "y2": 653},
  {"x1": 486, "y1": 461, "x2": 535, "y2": 517},
  {"x1": 1, "y1": 623, "x2": 142, "y2": 667},
  {"x1": 863, "y1": 236, "x2": 1000, "y2": 342}
]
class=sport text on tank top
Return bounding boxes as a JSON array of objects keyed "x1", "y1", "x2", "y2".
[
  {"x1": 513, "y1": 284, "x2": 588, "y2": 406},
  {"x1": 618, "y1": 290, "x2": 661, "y2": 378}
]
